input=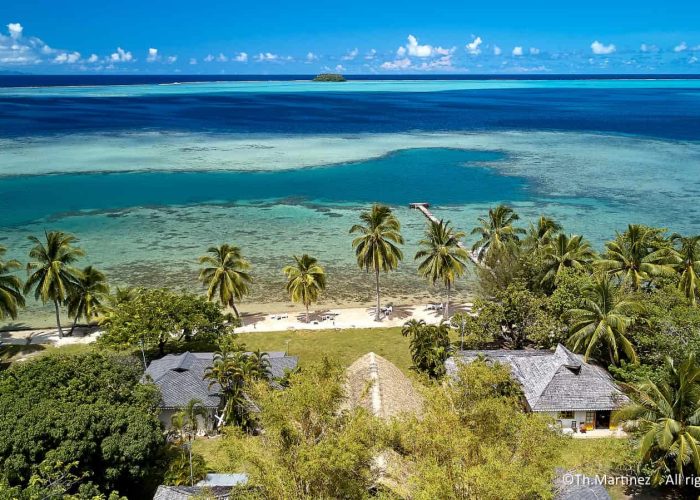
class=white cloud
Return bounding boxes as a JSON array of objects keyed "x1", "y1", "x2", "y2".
[
  {"x1": 204, "y1": 54, "x2": 214, "y2": 62},
  {"x1": 493, "y1": 45, "x2": 502, "y2": 56},
  {"x1": 640, "y1": 43, "x2": 659, "y2": 53},
  {"x1": 216, "y1": 53, "x2": 228, "y2": 62},
  {"x1": 235, "y1": 52, "x2": 248, "y2": 62},
  {"x1": 342, "y1": 48, "x2": 359, "y2": 60},
  {"x1": 529, "y1": 47, "x2": 540, "y2": 55},
  {"x1": 53, "y1": 51, "x2": 80, "y2": 64},
  {"x1": 146, "y1": 48, "x2": 158, "y2": 62},
  {"x1": 381, "y1": 57, "x2": 411, "y2": 70},
  {"x1": 512, "y1": 46, "x2": 523, "y2": 56},
  {"x1": 335, "y1": 64, "x2": 346, "y2": 72},
  {"x1": 397, "y1": 46, "x2": 407, "y2": 57},
  {"x1": 110, "y1": 47, "x2": 133, "y2": 62},
  {"x1": 7, "y1": 23, "x2": 22, "y2": 39},
  {"x1": 466, "y1": 36, "x2": 482, "y2": 55},
  {"x1": 591, "y1": 40, "x2": 616, "y2": 55},
  {"x1": 416, "y1": 54, "x2": 454, "y2": 70},
  {"x1": 306, "y1": 51, "x2": 317, "y2": 61},
  {"x1": 255, "y1": 52, "x2": 278, "y2": 62},
  {"x1": 189, "y1": 58, "x2": 197, "y2": 65},
  {"x1": 365, "y1": 48, "x2": 376, "y2": 60},
  {"x1": 690, "y1": 56, "x2": 698, "y2": 64},
  {"x1": 166, "y1": 55, "x2": 177, "y2": 63},
  {"x1": 87, "y1": 54, "x2": 98, "y2": 63},
  {"x1": 674, "y1": 41, "x2": 688, "y2": 52},
  {"x1": 405, "y1": 35, "x2": 434, "y2": 57}
]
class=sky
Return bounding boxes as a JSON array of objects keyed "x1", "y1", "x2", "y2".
[{"x1": 1, "y1": 0, "x2": 699, "y2": 74}]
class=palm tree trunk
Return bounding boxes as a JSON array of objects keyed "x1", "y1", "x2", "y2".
[
  {"x1": 306, "y1": 304, "x2": 310, "y2": 323},
  {"x1": 374, "y1": 266, "x2": 381, "y2": 321},
  {"x1": 69, "y1": 314, "x2": 79, "y2": 336},
  {"x1": 444, "y1": 282, "x2": 451, "y2": 320},
  {"x1": 53, "y1": 300, "x2": 64, "y2": 339},
  {"x1": 230, "y1": 299, "x2": 240, "y2": 318}
]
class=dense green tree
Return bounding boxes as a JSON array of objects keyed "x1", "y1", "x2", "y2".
[
  {"x1": 467, "y1": 282, "x2": 561, "y2": 349},
  {"x1": 539, "y1": 234, "x2": 595, "y2": 289},
  {"x1": 224, "y1": 359, "x2": 383, "y2": 499},
  {"x1": 282, "y1": 254, "x2": 327, "y2": 323},
  {"x1": 0, "y1": 352, "x2": 165, "y2": 497},
  {"x1": 0, "y1": 246, "x2": 24, "y2": 320},
  {"x1": 670, "y1": 234, "x2": 700, "y2": 305},
  {"x1": 415, "y1": 219, "x2": 469, "y2": 319},
  {"x1": 401, "y1": 319, "x2": 451, "y2": 378},
  {"x1": 470, "y1": 204, "x2": 525, "y2": 262},
  {"x1": 597, "y1": 224, "x2": 675, "y2": 290},
  {"x1": 24, "y1": 231, "x2": 84, "y2": 338},
  {"x1": 350, "y1": 204, "x2": 404, "y2": 321},
  {"x1": 617, "y1": 354, "x2": 700, "y2": 485},
  {"x1": 198, "y1": 244, "x2": 252, "y2": 318},
  {"x1": 565, "y1": 274, "x2": 643, "y2": 364},
  {"x1": 99, "y1": 288, "x2": 231, "y2": 355},
  {"x1": 390, "y1": 360, "x2": 560, "y2": 499},
  {"x1": 66, "y1": 265, "x2": 109, "y2": 335}
]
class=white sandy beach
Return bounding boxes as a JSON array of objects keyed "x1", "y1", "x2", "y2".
[{"x1": 0, "y1": 302, "x2": 473, "y2": 349}]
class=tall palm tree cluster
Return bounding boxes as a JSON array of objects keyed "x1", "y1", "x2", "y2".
[
  {"x1": 469, "y1": 204, "x2": 700, "y2": 366},
  {"x1": 1, "y1": 231, "x2": 108, "y2": 338}
]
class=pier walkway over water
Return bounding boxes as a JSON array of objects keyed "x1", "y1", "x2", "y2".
[{"x1": 409, "y1": 202, "x2": 482, "y2": 266}]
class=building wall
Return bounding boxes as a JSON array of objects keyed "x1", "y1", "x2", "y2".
[{"x1": 544, "y1": 410, "x2": 614, "y2": 431}]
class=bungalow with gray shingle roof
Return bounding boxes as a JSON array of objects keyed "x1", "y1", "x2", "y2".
[
  {"x1": 445, "y1": 344, "x2": 628, "y2": 431},
  {"x1": 144, "y1": 351, "x2": 298, "y2": 431}
]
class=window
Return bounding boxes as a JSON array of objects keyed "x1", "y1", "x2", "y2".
[
  {"x1": 585, "y1": 411, "x2": 595, "y2": 424},
  {"x1": 558, "y1": 411, "x2": 574, "y2": 419}
]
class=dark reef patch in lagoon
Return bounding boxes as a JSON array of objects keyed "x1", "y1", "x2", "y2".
[{"x1": 0, "y1": 148, "x2": 529, "y2": 227}]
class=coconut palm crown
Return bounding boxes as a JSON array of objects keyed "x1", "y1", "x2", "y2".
[
  {"x1": 670, "y1": 234, "x2": 700, "y2": 305},
  {"x1": 66, "y1": 265, "x2": 109, "y2": 335},
  {"x1": 470, "y1": 204, "x2": 525, "y2": 262},
  {"x1": 597, "y1": 224, "x2": 675, "y2": 290},
  {"x1": 24, "y1": 231, "x2": 84, "y2": 338},
  {"x1": 283, "y1": 254, "x2": 327, "y2": 323},
  {"x1": 350, "y1": 204, "x2": 404, "y2": 321},
  {"x1": 199, "y1": 244, "x2": 252, "y2": 318},
  {"x1": 540, "y1": 234, "x2": 596, "y2": 288},
  {"x1": 415, "y1": 219, "x2": 469, "y2": 319},
  {"x1": 565, "y1": 274, "x2": 644, "y2": 365},
  {"x1": 0, "y1": 246, "x2": 24, "y2": 320}
]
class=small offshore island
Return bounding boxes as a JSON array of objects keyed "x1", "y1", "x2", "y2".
[{"x1": 312, "y1": 72, "x2": 347, "y2": 82}]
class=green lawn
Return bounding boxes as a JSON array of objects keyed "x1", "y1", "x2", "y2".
[{"x1": 239, "y1": 327, "x2": 414, "y2": 372}]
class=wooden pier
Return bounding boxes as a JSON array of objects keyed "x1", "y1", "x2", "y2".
[{"x1": 409, "y1": 202, "x2": 482, "y2": 266}]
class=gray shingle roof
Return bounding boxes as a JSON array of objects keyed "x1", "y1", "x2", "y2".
[
  {"x1": 554, "y1": 470, "x2": 611, "y2": 500},
  {"x1": 153, "y1": 485, "x2": 235, "y2": 500},
  {"x1": 144, "y1": 351, "x2": 298, "y2": 409},
  {"x1": 445, "y1": 344, "x2": 628, "y2": 411}
]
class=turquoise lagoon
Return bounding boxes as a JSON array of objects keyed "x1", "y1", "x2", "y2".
[{"x1": 1, "y1": 78, "x2": 700, "y2": 326}]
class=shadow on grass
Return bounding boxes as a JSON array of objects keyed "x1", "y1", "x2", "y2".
[{"x1": 0, "y1": 344, "x2": 47, "y2": 370}]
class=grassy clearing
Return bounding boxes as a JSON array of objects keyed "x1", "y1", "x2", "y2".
[
  {"x1": 557, "y1": 437, "x2": 635, "y2": 476},
  {"x1": 239, "y1": 327, "x2": 414, "y2": 372},
  {"x1": 192, "y1": 436, "x2": 244, "y2": 473}
]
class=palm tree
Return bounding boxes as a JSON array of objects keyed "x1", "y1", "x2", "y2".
[
  {"x1": 24, "y1": 231, "x2": 84, "y2": 338},
  {"x1": 670, "y1": 234, "x2": 700, "y2": 305},
  {"x1": 170, "y1": 399, "x2": 208, "y2": 486},
  {"x1": 283, "y1": 254, "x2": 327, "y2": 323},
  {"x1": 540, "y1": 234, "x2": 596, "y2": 288},
  {"x1": 597, "y1": 224, "x2": 675, "y2": 290},
  {"x1": 401, "y1": 319, "x2": 452, "y2": 378},
  {"x1": 616, "y1": 354, "x2": 700, "y2": 484},
  {"x1": 415, "y1": 219, "x2": 469, "y2": 319},
  {"x1": 470, "y1": 204, "x2": 525, "y2": 262},
  {"x1": 565, "y1": 274, "x2": 643, "y2": 365},
  {"x1": 204, "y1": 350, "x2": 256, "y2": 427},
  {"x1": 525, "y1": 215, "x2": 562, "y2": 251},
  {"x1": 350, "y1": 204, "x2": 404, "y2": 321},
  {"x1": 65, "y1": 265, "x2": 109, "y2": 335},
  {"x1": 198, "y1": 244, "x2": 252, "y2": 318},
  {"x1": 0, "y1": 246, "x2": 24, "y2": 320}
]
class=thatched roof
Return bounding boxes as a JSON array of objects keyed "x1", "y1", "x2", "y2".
[{"x1": 344, "y1": 352, "x2": 423, "y2": 419}]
